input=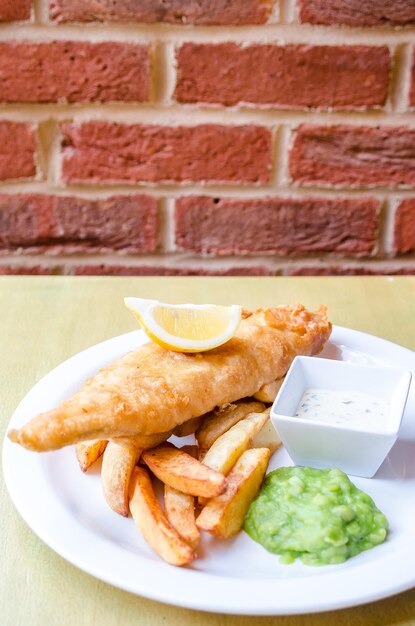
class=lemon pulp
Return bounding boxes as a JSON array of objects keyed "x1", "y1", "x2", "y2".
[
  {"x1": 152, "y1": 306, "x2": 232, "y2": 340},
  {"x1": 124, "y1": 298, "x2": 242, "y2": 352}
]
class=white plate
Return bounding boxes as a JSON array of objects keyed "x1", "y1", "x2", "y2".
[{"x1": 3, "y1": 326, "x2": 415, "y2": 615}]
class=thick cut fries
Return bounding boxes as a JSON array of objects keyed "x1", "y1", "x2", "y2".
[
  {"x1": 101, "y1": 437, "x2": 142, "y2": 516},
  {"x1": 196, "y1": 400, "x2": 265, "y2": 453},
  {"x1": 196, "y1": 448, "x2": 270, "y2": 538},
  {"x1": 129, "y1": 466, "x2": 196, "y2": 566},
  {"x1": 164, "y1": 444, "x2": 200, "y2": 549},
  {"x1": 253, "y1": 378, "x2": 285, "y2": 403},
  {"x1": 164, "y1": 486, "x2": 200, "y2": 549},
  {"x1": 100, "y1": 429, "x2": 173, "y2": 517},
  {"x1": 76, "y1": 439, "x2": 107, "y2": 472},
  {"x1": 201, "y1": 409, "x2": 270, "y2": 477},
  {"x1": 251, "y1": 418, "x2": 282, "y2": 454},
  {"x1": 142, "y1": 443, "x2": 227, "y2": 498}
]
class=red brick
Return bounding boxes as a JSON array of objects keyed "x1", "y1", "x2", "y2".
[
  {"x1": 176, "y1": 44, "x2": 390, "y2": 110},
  {"x1": 394, "y1": 199, "x2": 415, "y2": 253},
  {"x1": 298, "y1": 0, "x2": 415, "y2": 26},
  {"x1": 0, "y1": 265, "x2": 51, "y2": 275},
  {"x1": 410, "y1": 49, "x2": 415, "y2": 107},
  {"x1": 290, "y1": 125, "x2": 415, "y2": 188},
  {"x1": 0, "y1": 194, "x2": 157, "y2": 253},
  {"x1": 0, "y1": 122, "x2": 36, "y2": 181},
  {"x1": 287, "y1": 266, "x2": 415, "y2": 275},
  {"x1": 0, "y1": 1, "x2": 31, "y2": 21},
  {"x1": 50, "y1": 0, "x2": 273, "y2": 24},
  {"x1": 175, "y1": 196, "x2": 379, "y2": 256},
  {"x1": 73, "y1": 264, "x2": 273, "y2": 276},
  {"x1": 0, "y1": 42, "x2": 149, "y2": 104},
  {"x1": 61, "y1": 123, "x2": 271, "y2": 185}
]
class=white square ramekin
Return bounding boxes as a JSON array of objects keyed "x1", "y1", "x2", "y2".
[{"x1": 270, "y1": 356, "x2": 412, "y2": 478}]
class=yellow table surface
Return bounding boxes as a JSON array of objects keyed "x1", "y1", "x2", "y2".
[{"x1": 1, "y1": 276, "x2": 415, "y2": 626}]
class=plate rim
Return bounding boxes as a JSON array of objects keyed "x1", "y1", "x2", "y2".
[{"x1": 3, "y1": 325, "x2": 415, "y2": 616}]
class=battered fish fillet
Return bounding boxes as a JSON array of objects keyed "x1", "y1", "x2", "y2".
[{"x1": 8, "y1": 304, "x2": 331, "y2": 452}]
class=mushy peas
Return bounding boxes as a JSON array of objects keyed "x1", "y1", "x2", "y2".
[{"x1": 244, "y1": 466, "x2": 388, "y2": 566}]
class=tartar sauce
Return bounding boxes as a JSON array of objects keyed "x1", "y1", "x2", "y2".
[{"x1": 294, "y1": 388, "x2": 390, "y2": 431}]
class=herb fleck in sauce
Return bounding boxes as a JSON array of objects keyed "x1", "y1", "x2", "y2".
[{"x1": 294, "y1": 389, "x2": 390, "y2": 431}]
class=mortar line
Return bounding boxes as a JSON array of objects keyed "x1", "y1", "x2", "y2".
[
  {"x1": 273, "y1": 125, "x2": 291, "y2": 187},
  {"x1": 0, "y1": 180, "x2": 414, "y2": 200},
  {"x1": 380, "y1": 197, "x2": 400, "y2": 256},
  {"x1": 32, "y1": 0, "x2": 41, "y2": 23},
  {"x1": 36, "y1": 119, "x2": 60, "y2": 185},
  {"x1": 150, "y1": 41, "x2": 171, "y2": 104},
  {"x1": 164, "y1": 41, "x2": 178, "y2": 105},
  {"x1": 268, "y1": 126, "x2": 281, "y2": 187},
  {"x1": 34, "y1": 122, "x2": 47, "y2": 182},
  {"x1": 0, "y1": 22, "x2": 415, "y2": 45},
  {"x1": 1, "y1": 252, "x2": 414, "y2": 273},
  {"x1": 268, "y1": 1, "x2": 280, "y2": 24},
  {"x1": 390, "y1": 43, "x2": 413, "y2": 112},
  {"x1": 33, "y1": 0, "x2": 49, "y2": 23},
  {"x1": 158, "y1": 197, "x2": 176, "y2": 253},
  {"x1": 49, "y1": 122, "x2": 63, "y2": 187},
  {"x1": 0, "y1": 104, "x2": 414, "y2": 127},
  {"x1": 280, "y1": 0, "x2": 296, "y2": 24}
]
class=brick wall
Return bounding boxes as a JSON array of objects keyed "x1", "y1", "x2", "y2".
[{"x1": 0, "y1": 0, "x2": 415, "y2": 276}]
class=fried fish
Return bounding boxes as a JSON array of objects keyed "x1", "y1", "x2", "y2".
[{"x1": 8, "y1": 304, "x2": 331, "y2": 452}]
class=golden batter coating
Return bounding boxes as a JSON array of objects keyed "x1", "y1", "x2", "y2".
[{"x1": 8, "y1": 304, "x2": 331, "y2": 452}]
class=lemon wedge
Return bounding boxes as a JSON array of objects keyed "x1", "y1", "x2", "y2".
[{"x1": 124, "y1": 297, "x2": 242, "y2": 353}]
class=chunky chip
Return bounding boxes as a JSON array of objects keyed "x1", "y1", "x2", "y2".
[
  {"x1": 251, "y1": 418, "x2": 282, "y2": 454},
  {"x1": 142, "y1": 443, "x2": 227, "y2": 498},
  {"x1": 164, "y1": 444, "x2": 200, "y2": 549},
  {"x1": 76, "y1": 439, "x2": 107, "y2": 472},
  {"x1": 101, "y1": 437, "x2": 142, "y2": 516},
  {"x1": 129, "y1": 466, "x2": 196, "y2": 566},
  {"x1": 164, "y1": 485, "x2": 200, "y2": 549},
  {"x1": 201, "y1": 409, "x2": 270, "y2": 476},
  {"x1": 196, "y1": 447, "x2": 271, "y2": 538},
  {"x1": 196, "y1": 400, "x2": 265, "y2": 453}
]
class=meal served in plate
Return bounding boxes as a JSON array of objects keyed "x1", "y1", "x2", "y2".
[{"x1": 8, "y1": 301, "x2": 333, "y2": 566}]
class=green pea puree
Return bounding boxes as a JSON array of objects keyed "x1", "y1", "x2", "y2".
[{"x1": 244, "y1": 466, "x2": 388, "y2": 566}]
